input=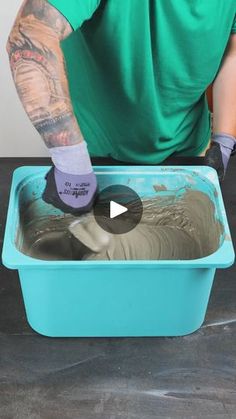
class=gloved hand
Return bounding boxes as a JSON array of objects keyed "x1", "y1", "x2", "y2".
[
  {"x1": 204, "y1": 133, "x2": 236, "y2": 181},
  {"x1": 42, "y1": 141, "x2": 98, "y2": 214},
  {"x1": 42, "y1": 166, "x2": 98, "y2": 214}
]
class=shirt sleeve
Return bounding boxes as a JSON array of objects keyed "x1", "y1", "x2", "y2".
[
  {"x1": 231, "y1": 14, "x2": 236, "y2": 33},
  {"x1": 47, "y1": 0, "x2": 101, "y2": 31}
]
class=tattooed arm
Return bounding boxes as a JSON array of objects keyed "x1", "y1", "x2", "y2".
[{"x1": 6, "y1": 0, "x2": 84, "y2": 148}]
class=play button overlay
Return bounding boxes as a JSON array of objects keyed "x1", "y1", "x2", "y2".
[
  {"x1": 93, "y1": 184, "x2": 143, "y2": 234},
  {"x1": 110, "y1": 201, "x2": 128, "y2": 219}
]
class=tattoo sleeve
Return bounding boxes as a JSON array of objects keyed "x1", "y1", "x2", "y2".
[{"x1": 7, "y1": 0, "x2": 84, "y2": 148}]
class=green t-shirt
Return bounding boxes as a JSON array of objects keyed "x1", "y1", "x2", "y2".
[{"x1": 48, "y1": 0, "x2": 236, "y2": 163}]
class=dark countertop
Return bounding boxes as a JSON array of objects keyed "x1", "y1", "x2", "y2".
[{"x1": 0, "y1": 157, "x2": 235, "y2": 419}]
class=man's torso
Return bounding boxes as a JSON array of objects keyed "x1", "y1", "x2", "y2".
[{"x1": 54, "y1": 0, "x2": 236, "y2": 162}]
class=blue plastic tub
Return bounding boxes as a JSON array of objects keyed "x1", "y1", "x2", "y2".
[{"x1": 2, "y1": 166, "x2": 235, "y2": 337}]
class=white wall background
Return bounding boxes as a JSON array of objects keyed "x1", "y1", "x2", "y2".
[{"x1": 0, "y1": 0, "x2": 49, "y2": 157}]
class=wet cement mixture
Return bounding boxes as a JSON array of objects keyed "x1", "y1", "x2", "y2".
[{"x1": 16, "y1": 189, "x2": 223, "y2": 261}]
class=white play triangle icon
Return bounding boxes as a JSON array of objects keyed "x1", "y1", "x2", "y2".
[{"x1": 110, "y1": 201, "x2": 128, "y2": 219}]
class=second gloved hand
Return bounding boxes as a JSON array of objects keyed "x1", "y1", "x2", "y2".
[
  {"x1": 205, "y1": 133, "x2": 236, "y2": 181},
  {"x1": 42, "y1": 141, "x2": 98, "y2": 214}
]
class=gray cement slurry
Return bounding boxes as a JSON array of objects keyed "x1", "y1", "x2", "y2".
[{"x1": 17, "y1": 189, "x2": 222, "y2": 261}]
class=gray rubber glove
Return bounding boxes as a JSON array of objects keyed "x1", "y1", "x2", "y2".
[
  {"x1": 42, "y1": 142, "x2": 98, "y2": 214},
  {"x1": 205, "y1": 133, "x2": 236, "y2": 181},
  {"x1": 42, "y1": 166, "x2": 98, "y2": 214}
]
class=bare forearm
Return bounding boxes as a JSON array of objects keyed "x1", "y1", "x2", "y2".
[
  {"x1": 213, "y1": 34, "x2": 236, "y2": 137},
  {"x1": 6, "y1": 0, "x2": 84, "y2": 148}
]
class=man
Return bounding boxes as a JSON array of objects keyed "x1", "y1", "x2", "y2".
[{"x1": 7, "y1": 0, "x2": 236, "y2": 214}]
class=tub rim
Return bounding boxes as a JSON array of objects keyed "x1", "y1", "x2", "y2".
[{"x1": 2, "y1": 165, "x2": 235, "y2": 270}]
